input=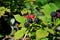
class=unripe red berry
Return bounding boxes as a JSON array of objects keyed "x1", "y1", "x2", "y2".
[{"x1": 30, "y1": 14, "x2": 35, "y2": 19}]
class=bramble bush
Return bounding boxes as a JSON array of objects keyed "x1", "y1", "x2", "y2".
[{"x1": 0, "y1": 0, "x2": 60, "y2": 40}]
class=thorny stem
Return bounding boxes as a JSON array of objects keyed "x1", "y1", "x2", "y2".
[
  {"x1": 23, "y1": 33, "x2": 28, "y2": 40},
  {"x1": 22, "y1": 29, "x2": 30, "y2": 40}
]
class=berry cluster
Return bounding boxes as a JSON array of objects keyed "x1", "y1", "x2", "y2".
[
  {"x1": 51, "y1": 9, "x2": 60, "y2": 18},
  {"x1": 24, "y1": 17, "x2": 42, "y2": 27}
]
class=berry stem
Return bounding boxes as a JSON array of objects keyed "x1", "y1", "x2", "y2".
[
  {"x1": 23, "y1": 29, "x2": 30, "y2": 40},
  {"x1": 52, "y1": 17, "x2": 57, "y2": 30},
  {"x1": 23, "y1": 33, "x2": 28, "y2": 40}
]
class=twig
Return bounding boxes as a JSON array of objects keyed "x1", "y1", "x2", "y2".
[{"x1": 22, "y1": 33, "x2": 27, "y2": 40}]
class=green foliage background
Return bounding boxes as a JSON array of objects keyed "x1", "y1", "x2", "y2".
[{"x1": 0, "y1": 0, "x2": 60, "y2": 40}]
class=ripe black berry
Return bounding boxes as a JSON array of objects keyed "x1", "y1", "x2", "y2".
[
  {"x1": 51, "y1": 12, "x2": 57, "y2": 17},
  {"x1": 28, "y1": 18, "x2": 33, "y2": 23},
  {"x1": 24, "y1": 22, "x2": 30, "y2": 27},
  {"x1": 34, "y1": 18, "x2": 40, "y2": 23}
]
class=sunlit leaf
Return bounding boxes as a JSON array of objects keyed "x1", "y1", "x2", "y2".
[
  {"x1": 0, "y1": 7, "x2": 6, "y2": 16},
  {"x1": 6, "y1": 8, "x2": 10, "y2": 12},
  {"x1": 36, "y1": 28, "x2": 49, "y2": 39},
  {"x1": 42, "y1": 3, "x2": 58, "y2": 18},
  {"x1": 56, "y1": 18, "x2": 60, "y2": 26},
  {"x1": 38, "y1": 16, "x2": 52, "y2": 24},
  {"x1": 44, "y1": 27, "x2": 55, "y2": 35},
  {"x1": 41, "y1": 4, "x2": 51, "y2": 18},
  {"x1": 21, "y1": 8, "x2": 28, "y2": 15},
  {"x1": 14, "y1": 28, "x2": 27, "y2": 40},
  {"x1": 14, "y1": 14, "x2": 26, "y2": 27},
  {"x1": 28, "y1": 33, "x2": 31, "y2": 37},
  {"x1": 49, "y1": 3, "x2": 58, "y2": 11}
]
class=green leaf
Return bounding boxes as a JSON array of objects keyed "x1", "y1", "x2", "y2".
[
  {"x1": 41, "y1": 4, "x2": 51, "y2": 18},
  {"x1": 54, "y1": 0, "x2": 60, "y2": 7},
  {"x1": 48, "y1": 29, "x2": 55, "y2": 34},
  {"x1": 25, "y1": 3, "x2": 31, "y2": 9},
  {"x1": 14, "y1": 14, "x2": 26, "y2": 27},
  {"x1": 32, "y1": 8, "x2": 40, "y2": 17},
  {"x1": 32, "y1": 5, "x2": 38, "y2": 9},
  {"x1": 38, "y1": 16, "x2": 52, "y2": 24},
  {"x1": 28, "y1": 33, "x2": 31, "y2": 37},
  {"x1": 49, "y1": 3, "x2": 58, "y2": 11},
  {"x1": 36, "y1": 28, "x2": 49, "y2": 39},
  {"x1": 57, "y1": 32, "x2": 60, "y2": 35},
  {"x1": 21, "y1": 8, "x2": 28, "y2": 15},
  {"x1": 28, "y1": 32, "x2": 36, "y2": 38},
  {"x1": 41, "y1": 38, "x2": 48, "y2": 40},
  {"x1": 42, "y1": 3, "x2": 58, "y2": 18},
  {"x1": 36, "y1": 0, "x2": 49, "y2": 5},
  {"x1": 56, "y1": 18, "x2": 60, "y2": 26},
  {"x1": 5, "y1": 8, "x2": 10, "y2": 12},
  {"x1": 14, "y1": 28, "x2": 27, "y2": 40},
  {"x1": 44, "y1": 27, "x2": 55, "y2": 34},
  {"x1": 0, "y1": 7, "x2": 6, "y2": 16},
  {"x1": 21, "y1": 8, "x2": 31, "y2": 15},
  {"x1": 40, "y1": 3, "x2": 58, "y2": 23}
]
